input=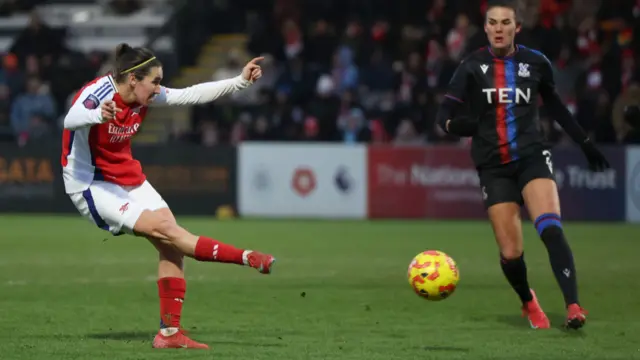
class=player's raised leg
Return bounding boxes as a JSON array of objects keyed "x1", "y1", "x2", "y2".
[
  {"x1": 522, "y1": 178, "x2": 586, "y2": 329},
  {"x1": 68, "y1": 182, "x2": 212, "y2": 348},
  {"x1": 132, "y1": 210, "x2": 275, "y2": 274}
]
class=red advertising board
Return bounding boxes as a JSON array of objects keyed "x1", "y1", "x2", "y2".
[{"x1": 367, "y1": 146, "x2": 485, "y2": 219}]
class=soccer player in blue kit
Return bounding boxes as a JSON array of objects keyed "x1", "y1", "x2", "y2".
[{"x1": 437, "y1": 0, "x2": 610, "y2": 329}]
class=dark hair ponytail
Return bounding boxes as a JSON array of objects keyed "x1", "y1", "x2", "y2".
[{"x1": 112, "y1": 43, "x2": 162, "y2": 83}]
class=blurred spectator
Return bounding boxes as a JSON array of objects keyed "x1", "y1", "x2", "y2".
[
  {"x1": 361, "y1": 47, "x2": 394, "y2": 93},
  {"x1": 446, "y1": 14, "x2": 474, "y2": 62},
  {"x1": 394, "y1": 118, "x2": 424, "y2": 146},
  {"x1": 331, "y1": 46, "x2": 359, "y2": 95},
  {"x1": 0, "y1": 84, "x2": 12, "y2": 141},
  {"x1": 275, "y1": 56, "x2": 317, "y2": 105},
  {"x1": 304, "y1": 19, "x2": 338, "y2": 71},
  {"x1": 281, "y1": 19, "x2": 304, "y2": 60},
  {"x1": 212, "y1": 51, "x2": 245, "y2": 104},
  {"x1": 200, "y1": 120, "x2": 220, "y2": 147},
  {"x1": 10, "y1": 11, "x2": 66, "y2": 64},
  {"x1": 307, "y1": 74, "x2": 340, "y2": 140},
  {"x1": 620, "y1": 49, "x2": 636, "y2": 92},
  {"x1": 613, "y1": 80, "x2": 640, "y2": 143},
  {"x1": 0, "y1": 53, "x2": 25, "y2": 99},
  {"x1": 553, "y1": 44, "x2": 582, "y2": 100},
  {"x1": 229, "y1": 120, "x2": 247, "y2": 145},
  {"x1": 10, "y1": 76, "x2": 56, "y2": 142},
  {"x1": 337, "y1": 108, "x2": 370, "y2": 143},
  {"x1": 249, "y1": 115, "x2": 274, "y2": 141},
  {"x1": 395, "y1": 52, "x2": 425, "y2": 105},
  {"x1": 26, "y1": 113, "x2": 50, "y2": 142}
]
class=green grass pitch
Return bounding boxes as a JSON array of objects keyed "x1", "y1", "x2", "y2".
[{"x1": 1, "y1": 215, "x2": 639, "y2": 359}]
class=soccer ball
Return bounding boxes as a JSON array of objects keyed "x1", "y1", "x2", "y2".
[{"x1": 407, "y1": 250, "x2": 460, "y2": 301}]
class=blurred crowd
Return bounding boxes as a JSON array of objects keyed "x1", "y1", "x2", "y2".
[
  {"x1": 191, "y1": 0, "x2": 640, "y2": 147},
  {"x1": 1, "y1": 0, "x2": 639, "y2": 148},
  {"x1": 0, "y1": 0, "x2": 143, "y2": 145}
]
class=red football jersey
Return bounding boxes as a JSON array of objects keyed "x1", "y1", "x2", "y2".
[
  {"x1": 61, "y1": 75, "x2": 147, "y2": 192},
  {"x1": 61, "y1": 73, "x2": 252, "y2": 194}
]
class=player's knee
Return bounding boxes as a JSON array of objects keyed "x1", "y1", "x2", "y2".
[
  {"x1": 135, "y1": 210, "x2": 184, "y2": 241},
  {"x1": 495, "y1": 231, "x2": 523, "y2": 259},
  {"x1": 534, "y1": 212, "x2": 562, "y2": 237},
  {"x1": 154, "y1": 218, "x2": 184, "y2": 240},
  {"x1": 500, "y1": 247, "x2": 523, "y2": 260}
]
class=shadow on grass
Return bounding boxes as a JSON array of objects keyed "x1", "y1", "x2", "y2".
[
  {"x1": 495, "y1": 312, "x2": 587, "y2": 336},
  {"x1": 422, "y1": 345, "x2": 470, "y2": 352},
  {"x1": 87, "y1": 331, "x2": 151, "y2": 341},
  {"x1": 86, "y1": 331, "x2": 288, "y2": 347}
]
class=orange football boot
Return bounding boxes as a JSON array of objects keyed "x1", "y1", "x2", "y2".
[
  {"x1": 565, "y1": 303, "x2": 587, "y2": 329},
  {"x1": 521, "y1": 289, "x2": 551, "y2": 329},
  {"x1": 152, "y1": 329, "x2": 209, "y2": 349},
  {"x1": 247, "y1": 251, "x2": 276, "y2": 274}
]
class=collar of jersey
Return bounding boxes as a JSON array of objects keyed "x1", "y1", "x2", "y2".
[
  {"x1": 488, "y1": 44, "x2": 520, "y2": 59},
  {"x1": 107, "y1": 74, "x2": 141, "y2": 109}
]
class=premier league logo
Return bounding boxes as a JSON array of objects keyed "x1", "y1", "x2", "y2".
[
  {"x1": 334, "y1": 166, "x2": 353, "y2": 194},
  {"x1": 83, "y1": 94, "x2": 100, "y2": 109}
]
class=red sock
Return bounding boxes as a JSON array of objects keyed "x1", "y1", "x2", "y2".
[
  {"x1": 158, "y1": 277, "x2": 185, "y2": 329},
  {"x1": 194, "y1": 236, "x2": 245, "y2": 265}
]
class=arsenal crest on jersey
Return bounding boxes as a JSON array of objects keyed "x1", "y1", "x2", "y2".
[{"x1": 83, "y1": 94, "x2": 100, "y2": 109}]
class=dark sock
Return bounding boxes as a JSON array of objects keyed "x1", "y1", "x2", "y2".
[
  {"x1": 535, "y1": 213, "x2": 579, "y2": 307},
  {"x1": 500, "y1": 252, "x2": 533, "y2": 304}
]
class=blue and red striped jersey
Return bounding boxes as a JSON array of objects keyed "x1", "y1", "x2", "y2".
[{"x1": 444, "y1": 45, "x2": 556, "y2": 168}]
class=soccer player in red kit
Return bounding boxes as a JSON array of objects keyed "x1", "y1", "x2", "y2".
[
  {"x1": 61, "y1": 43, "x2": 275, "y2": 349},
  {"x1": 436, "y1": 0, "x2": 610, "y2": 330}
]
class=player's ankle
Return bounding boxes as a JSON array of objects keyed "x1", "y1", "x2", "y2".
[
  {"x1": 242, "y1": 250, "x2": 252, "y2": 265},
  {"x1": 160, "y1": 327, "x2": 180, "y2": 337}
]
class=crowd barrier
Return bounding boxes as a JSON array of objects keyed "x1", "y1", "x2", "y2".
[{"x1": 1, "y1": 142, "x2": 636, "y2": 222}]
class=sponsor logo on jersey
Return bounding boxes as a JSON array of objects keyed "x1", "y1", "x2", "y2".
[
  {"x1": 482, "y1": 87, "x2": 532, "y2": 104},
  {"x1": 108, "y1": 123, "x2": 141, "y2": 143}
]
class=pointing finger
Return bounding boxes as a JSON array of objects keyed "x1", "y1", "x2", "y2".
[{"x1": 249, "y1": 56, "x2": 265, "y2": 65}]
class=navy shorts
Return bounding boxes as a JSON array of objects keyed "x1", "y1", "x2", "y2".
[{"x1": 477, "y1": 150, "x2": 556, "y2": 208}]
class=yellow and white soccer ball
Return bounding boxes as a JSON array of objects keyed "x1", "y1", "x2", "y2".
[{"x1": 407, "y1": 250, "x2": 460, "y2": 301}]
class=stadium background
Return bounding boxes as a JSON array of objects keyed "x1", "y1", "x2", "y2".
[
  {"x1": 1, "y1": 0, "x2": 639, "y2": 221},
  {"x1": 1, "y1": 1, "x2": 640, "y2": 359}
]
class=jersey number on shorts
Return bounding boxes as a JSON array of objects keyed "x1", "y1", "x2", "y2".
[{"x1": 542, "y1": 150, "x2": 553, "y2": 174}]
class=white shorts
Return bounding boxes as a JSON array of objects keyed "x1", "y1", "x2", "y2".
[{"x1": 69, "y1": 180, "x2": 168, "y2": 235}]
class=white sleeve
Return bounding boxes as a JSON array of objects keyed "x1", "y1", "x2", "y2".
[
  {"x1": 63, "y1": 79, "x2": 116, "y2": 130},
  {"x1": 63, "y1": 103, "x2": 104, "y2": 130},
  {"x1": 152, "y1": 75, "x2": 252, "y2": 106}
]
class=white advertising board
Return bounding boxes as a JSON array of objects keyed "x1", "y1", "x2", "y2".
[{"x1": 239, "y1": 143, "x2": 367, "y2": 218}]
